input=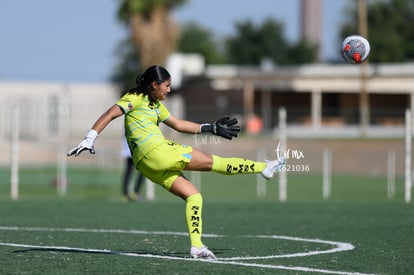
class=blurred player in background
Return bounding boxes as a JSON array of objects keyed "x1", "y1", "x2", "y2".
[
  {"x1": 67, "y1": 65, "x2": 284, "y2": 260},
  {"x1": 121, "y1": 135, "x2": 145, "y2": 201}
]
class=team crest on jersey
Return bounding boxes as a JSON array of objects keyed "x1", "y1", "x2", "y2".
[{"x1": 127, "y1": 102, "x2": 133, "y2": 110}]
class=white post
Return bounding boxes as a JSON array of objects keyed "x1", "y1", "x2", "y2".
[
  {"x1": 311, "y1": 90, "x2": 322, "y2": 130},
  {"x1": 57, "y1": 87, "x2": 69, "y2": 195},
  {"x1": 10, "y1": 105, "x2": 19, "y2": 201},
  {"x1": 57, "y1": 147, "x2": 68, "y2": 196},
  {"x1": 145, "y1": 178, "x2": 155, "y2": 201},
  {"x1": 0, "y1": 102, "x2": 5, "y2": 140},
  {"x1": 256, "y1": 147, "x2": 267, "y2": 198},
  {"x1": 278, "y1": 107, "x2": 287, "y2": 202},
  {"x1": 405, "y1": 109, "x2": 412, "y2": 203},
  {"x1": 191, "y1": 171, "x2": 202, "y2": 191},
  {"x1": 387, "y1": 149, "x2": 396, "y2": 199},
  {"x1": 322, "y1": 149, "x2": 332, "y2": 199}
]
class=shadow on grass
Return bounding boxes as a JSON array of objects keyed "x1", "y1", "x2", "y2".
[
  {"x1": 11, "y1": 247, "x2": 188, "y2": 258},
  {"x1": 10, "y1": 247, "x2": 230, "y2": 259}
]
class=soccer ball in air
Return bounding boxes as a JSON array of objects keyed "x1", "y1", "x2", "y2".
[{"x1": 341, "y1": 35, "x2": 370, "y2": 64}]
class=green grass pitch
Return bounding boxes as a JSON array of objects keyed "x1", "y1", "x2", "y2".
[{"x1": 0, "y1": 166, "x2": 413, "y2": 274}]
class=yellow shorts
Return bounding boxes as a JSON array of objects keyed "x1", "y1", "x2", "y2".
[{"x1": 136, "y1": 140, "x2": 193, "y2": 190}]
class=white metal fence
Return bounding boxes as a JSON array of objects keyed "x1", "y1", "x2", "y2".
[{"x1": 0, "y1": 81, "x2": 411, "y2": 202}]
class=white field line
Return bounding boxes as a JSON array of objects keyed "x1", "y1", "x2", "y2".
[
  {"x1": 223, "y1": 235, "x2": 354, "y2": 260},
  {"x1": 0, "y1": 226, "x2": 375, "y2": 275},
  {"x1": 0, "y1": 242, "x2": 375, "y2": 275},
  {"x1": 0, "y1": 226, "x2": 352, "y2": 260}
]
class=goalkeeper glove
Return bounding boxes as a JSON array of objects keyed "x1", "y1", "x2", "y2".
[
  {"x1": 200, "y1": 116, "x2": 240, "y2": 140},
  {"x1": 67, "y1": 129, "x2": 98, "y2": 156}
]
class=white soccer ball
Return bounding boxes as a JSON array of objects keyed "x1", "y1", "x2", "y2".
[{"x1": 341, "y1": 35, "x2": 370, "y2": 64}]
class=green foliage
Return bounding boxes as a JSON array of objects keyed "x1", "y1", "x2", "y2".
[
  {"x1": 117, "y1": 0, "x2": 188, "y2": 22},
  {"x1": 177, "y1": 22, "x2": 227, "y2": 64},
  {"x1": 114, "y1": 0, "x2": 187, "y2": 88},
  {"x1": 226, "y1": 18, "x2": 317, "y2": 65},
  {"x1": 340, "y1": 0, "x2": 414, "y2": 62},
  {"x1": 286, "y1": 39, "x2": 319, "y2": 64},
  {"x1": 226, "y1": 19, "x2": 287, "y2": 65},
  {"x1": 113, "y1": 2, "x2": 318, "y2": 84}
]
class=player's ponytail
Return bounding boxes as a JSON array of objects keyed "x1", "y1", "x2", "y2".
[{"x1": 123, "y1": 73, "x2": 144, "y2": 95}]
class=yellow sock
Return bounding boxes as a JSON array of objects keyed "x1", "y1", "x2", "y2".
[
  {"x1": 185, "y1": 193, "x2": 203, "y2": 248},
  {"x1": 212, "y1": 155, "x2": 267, "y2": 175}
]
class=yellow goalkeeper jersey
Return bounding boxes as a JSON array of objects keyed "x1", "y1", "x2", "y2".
[{"x1": 116, "y1": 93, "x2": 171, "y2": 163}]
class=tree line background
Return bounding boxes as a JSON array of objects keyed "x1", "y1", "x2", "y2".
[{"x1": 112, "y1": 0, "x2": 414, "y2": 91}]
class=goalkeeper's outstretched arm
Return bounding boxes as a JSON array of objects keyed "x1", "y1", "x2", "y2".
[
  {"x1": 67, "y1": 105, "x2": 123, "y2": 156},
  {"x1": 90, "y1": 105, "x2": 123, "y2": 134},
  {"x1": 164, "y1": 115, "x2": 202, "y2": 134},
  {"x1": 164, "y1": 115, "x2": 240, "y2": 140}
]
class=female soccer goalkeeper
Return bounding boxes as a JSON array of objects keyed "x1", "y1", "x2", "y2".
[{"x1": 67, "y1": 65, "x2": 284, "y2": 260}]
